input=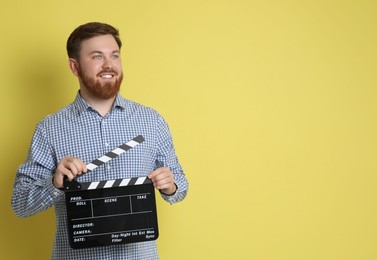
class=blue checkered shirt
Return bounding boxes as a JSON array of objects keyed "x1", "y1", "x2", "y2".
[{"x1": 12, "y1": 93, "x2": 188, "y2": 259}]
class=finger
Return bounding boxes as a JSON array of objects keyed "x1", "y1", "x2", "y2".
[
  {"x1": 57, "y1": 158, "x2": 85, "y2": 180},
  {"x1": 155, "y1": 179, "x2": 174, "y2": 190},
  {"x1": 148, "y1": 166, "x2": 169, "y2": 179},
  {"x1": 152, "y1": 173, "x2": 175, "y2": 189},
  {"x1": 149, "y1": 171, "x2": 170, "y2": 186},
  {"x1": 64, "y1": 161, "x2": 80, "y2": 177},
  {"x1": 148, "y1": 168, "x2": 163, "y2": 179},
  {"x1": 53, "y1": 166, "x2": 73, "y2": 189},
  {"x1": 64, "y1": 158, "x2": 87, "y2": 176},
  {"x1": 57, "y1": 165, "x2": 76, "y2": 181},
  {"x1": 156, "y1": 176, "x2": 176, "y2": 195}
]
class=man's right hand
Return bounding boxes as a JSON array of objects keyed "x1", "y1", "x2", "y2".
[{"x1": 53, "y1": 157, "x2": 87, "y2": 189}]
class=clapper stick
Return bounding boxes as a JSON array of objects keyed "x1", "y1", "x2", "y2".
[{"x1": 63, "y1": 135, "x2": 145, "y2": 191}]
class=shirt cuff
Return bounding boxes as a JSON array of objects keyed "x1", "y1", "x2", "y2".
[
  {"x1": 45, "y1": 175, "x2": 64, "y2": 199},
  {"x1": 160, "y1": 183, "x2": 188, "y2": 204},
  {"x1": 159, "y1": 183, "x2": 178, "y2": 196}
]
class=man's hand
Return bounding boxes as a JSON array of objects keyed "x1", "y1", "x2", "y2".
[
  {"x1": 148, "y1": 166, "x2": 177, "y2": 195},
  {"x1": 53, "y1": 157, "x2": 87, "y2": 189}
]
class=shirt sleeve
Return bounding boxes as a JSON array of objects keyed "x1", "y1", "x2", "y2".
[
  {"x1": 11, "y1": 121, "x2": 64, "y2": 218},
  {"x1": 155, "y1": 115, "x2": 189, "y2": 204}
]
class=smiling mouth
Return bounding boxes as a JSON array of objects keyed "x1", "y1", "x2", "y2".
[
  {"x1": 98, "y1": 69, "x2": 117, "y2": 79},
  {"x1": 100, "y1": 74, "x2": 114, "y2": 79}
]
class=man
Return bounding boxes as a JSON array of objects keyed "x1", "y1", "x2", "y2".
[{"x1": 12, "y1": 22, "x2": 188, "y2": 259}]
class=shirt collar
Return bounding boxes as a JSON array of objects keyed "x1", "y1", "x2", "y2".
[{"x1": 73, "y1": 92, "x2": 127, "y2": 114}]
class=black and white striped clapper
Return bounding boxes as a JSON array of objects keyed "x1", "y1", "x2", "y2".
[
  {"x1": 63, "y1": 135, "x2": 159, "y2": 249},
  {"x1": 63, "y1": 135, "x2": 146, "y2": 191}
]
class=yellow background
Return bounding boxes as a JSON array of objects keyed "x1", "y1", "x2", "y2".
[{"x1": 1, "y1": 0, "x2": 377, "y2": 259}]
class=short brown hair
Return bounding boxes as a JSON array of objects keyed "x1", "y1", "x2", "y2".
[{"x1": 67, "y1": 22, "x2": 122, "y2": 59}]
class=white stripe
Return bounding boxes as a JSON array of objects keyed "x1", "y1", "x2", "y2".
[
  {"x1": 85, "y1": 138, "x2": 141, "y2": 170},
  {"x1": 126, "y1": 140, "x2": 139, "y2": 147},
  {"x1": 87, "y1": 163, "x2": 97, "y2": 171},
  {"x1": 98, "y1": 155, "x2": 112, "y2": 163},
  {"x1": 135, "y1": 177, "x2": 147, "y2": 185},
  {"x1": 104, "y1": 180, "x2": 115, "y2": 188},
  {"x1": 112, "y1": 148, "x2": 125, "y2": 155},
  {"x1": 88, "y1": 181, "x2": 100, "y2": 190},
  {"x1": 119, "y1": 178, "x2": 131, "y2": 186}
]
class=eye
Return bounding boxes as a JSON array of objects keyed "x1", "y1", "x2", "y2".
[
  {"x1": 111, "y1": 54, "x2": 119, "y2": 59},
  {"x1": 93, "y1": 55, "x2": 102, "y2": 60}
]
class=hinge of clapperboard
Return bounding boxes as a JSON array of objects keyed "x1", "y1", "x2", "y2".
[{"x1": 63, "y1": 135, "x2": 145, "y2": 191}]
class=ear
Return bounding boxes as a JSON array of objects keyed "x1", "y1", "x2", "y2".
[{"x1": 68, "y1": 58, "x2": 79, "y2": 76}]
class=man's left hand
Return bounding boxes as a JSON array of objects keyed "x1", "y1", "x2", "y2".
[{"x1": 148, "y1": 167, "x2": 177, "y2": 195}]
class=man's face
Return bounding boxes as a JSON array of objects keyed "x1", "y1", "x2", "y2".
[{"x1": 73, "y1": 34, "x2": 123, "y2": 100}]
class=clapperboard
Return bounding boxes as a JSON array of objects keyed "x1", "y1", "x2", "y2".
[{"x1": 63, "y1": 135, "x2": 159, "y2": 249}]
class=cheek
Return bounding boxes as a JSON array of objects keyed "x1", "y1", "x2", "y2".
[
  {"x1": 113, "y1": 58, "x2": 122, "y2": 68},
  {"x1": 82, "y1": 64, "x2": 101, "y2": 76},
  {"x1": 115, "y1": 63, "x2": 123, "y2": 73}
]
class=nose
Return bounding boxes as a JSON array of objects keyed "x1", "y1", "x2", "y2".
[{"x1": 102, "y1": 57, "x2": 113, "y2": 70}]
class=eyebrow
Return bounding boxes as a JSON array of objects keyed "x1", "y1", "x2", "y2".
[{"x1": 89, "y1": 50, "x2": 120, "y2": 55}]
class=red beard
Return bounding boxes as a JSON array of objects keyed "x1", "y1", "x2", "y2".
[{"x1": 78, "y1": 67, "x2": 123, "y2": 100}]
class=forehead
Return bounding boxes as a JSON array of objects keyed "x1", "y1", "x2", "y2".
[{"x1": 80, "y1": 34, "x2": 120, "y2": 54}]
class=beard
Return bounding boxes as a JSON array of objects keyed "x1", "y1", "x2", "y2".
[{"x1": 77, "y1": 66, "x2": 123, "y2": 100}]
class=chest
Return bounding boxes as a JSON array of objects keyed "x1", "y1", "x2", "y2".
[{"x1": 48, "y1": 113, "x2": 159, "y2": 182}]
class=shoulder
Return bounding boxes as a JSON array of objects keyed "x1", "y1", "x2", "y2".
[
  {"x1": 122, "y1": 98, "x2": 164, "y2": 120},
  {"x1": 37, "y1": 102, "x2": 77, "y2": 128},
  {"x1": 120, "y1": 98, "x2": 172, "y2": 134}
]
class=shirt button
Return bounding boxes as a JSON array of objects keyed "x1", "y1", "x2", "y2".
[{"x1": 105, "y1": 142, "x2": 109, "y2": 147}]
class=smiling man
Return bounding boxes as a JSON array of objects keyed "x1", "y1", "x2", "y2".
[{"x1": 12, "y1": 22, "x2": 188, "y2": 259}]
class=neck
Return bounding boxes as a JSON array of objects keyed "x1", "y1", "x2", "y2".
[{"x1": 79, "y1": 89, "x2": 117, "y2": 117}]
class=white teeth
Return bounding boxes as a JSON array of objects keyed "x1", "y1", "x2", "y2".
[{"x1": 101, "y1": 74, "x2": 113, "y2": 78}]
